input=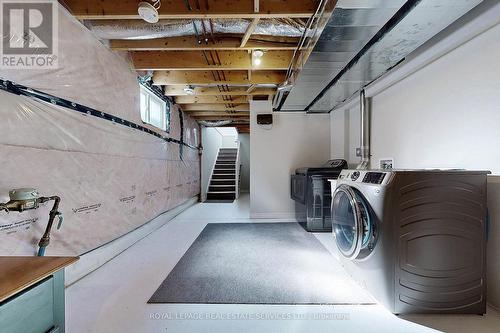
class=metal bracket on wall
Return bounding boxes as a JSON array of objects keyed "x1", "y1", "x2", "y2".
[{"x1": 0, "y1": 78, "x2": 199, "y2": 151}]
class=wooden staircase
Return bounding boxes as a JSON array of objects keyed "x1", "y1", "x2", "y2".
[{"x1": 206, "y1": 148, "x2": 237, "y2": 201}]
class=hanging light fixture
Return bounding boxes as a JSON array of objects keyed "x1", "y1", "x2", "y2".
[
  {"x1": 253, "y1": 49, "x2": 264, "y2": 67},
  {"x1": 253, "y1": 50, "x2": 264, "y2": 58},
  {"x1": 138, "y1": 0, "x2": 161, "y2": 24},
  {"x1": 183, "y1": 86, "x2": 195, "y2": 95}
]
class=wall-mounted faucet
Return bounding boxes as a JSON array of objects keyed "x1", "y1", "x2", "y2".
[{"x1": 0, "y1": 188, "x2": 63, "y2": 256}]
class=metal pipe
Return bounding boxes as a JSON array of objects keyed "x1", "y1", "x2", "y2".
[
  {"x1": 357, "y1": 90, "x2": 371, "y2": 170},
  {"x1": 37, "y1": 196, "x2": 62, "y2": 256}
]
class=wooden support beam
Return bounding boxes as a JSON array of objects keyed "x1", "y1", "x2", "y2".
[
  {"x1": 110, "y1": 36, "x2": 298, "y2": 51},
  {"x1": 241, "y1": 18, "x2": 260, "y2": 48},
  {"x1": 181, "y1": 104, "x2": 250, "y2": 112},
  {"x1": 188, "y1": 112, "x2": 250, "y2": 117},
  {"x1": 246, "y1": 84, "x2": 257, "y2": 93},
  {"x1": 175, "y1": 95, "x2": 249, "y2": 104},
  {"x1": 132, "y1": 50, "x2": 292, "y2": 71},
  {"x1": 62, "y1": 0, "x2": 317, "y2": 19},
  {"x1": 164, "y1": 86, "x2": 276, "y2": 96},
  {"x1": 192, "y1": 116, "x2": 250, "y2": 121},
  {"x1": 153, "y1": 70, "x2": 285, "y2": 85}
]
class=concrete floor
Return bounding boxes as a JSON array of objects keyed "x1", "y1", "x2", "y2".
[{"x1": 66, "y1": 194, "x2": 500, "y2": 333}]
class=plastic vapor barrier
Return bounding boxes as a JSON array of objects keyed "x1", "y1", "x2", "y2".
[{"x1": 0, "y1": 4, "x2": 200, "y2": 256}]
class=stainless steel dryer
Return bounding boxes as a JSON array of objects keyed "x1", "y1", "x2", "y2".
[{"x1": 330, "y1": 169, "x2": 489, "y2": 314}]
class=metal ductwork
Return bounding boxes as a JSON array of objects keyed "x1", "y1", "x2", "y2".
[
  {"x1": 86, "y1": 18, "x2": 305, "y2": 40},
  {"x1": 356, "y1": 90, "x2": 371, "y2": 170},
  {"x1": 277, "y1": 0, "x2": 483, "y2": 112}
]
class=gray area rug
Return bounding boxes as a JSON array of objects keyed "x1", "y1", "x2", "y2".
[{"x1": 148, "y1": 223, "x2": 374, "y2": 304}]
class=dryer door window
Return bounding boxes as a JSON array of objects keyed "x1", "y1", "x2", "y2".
[{"x1": 332, "y1": 185, "x2": 372, "y2": 260}]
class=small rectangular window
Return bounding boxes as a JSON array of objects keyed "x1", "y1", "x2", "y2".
[{"x1": 139, "y1": 85, "x2": 170, "y2": 132}]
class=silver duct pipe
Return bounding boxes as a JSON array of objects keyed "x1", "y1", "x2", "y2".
[{"x1": 357, "y1": 90, "x2": 371, "y2": 170}]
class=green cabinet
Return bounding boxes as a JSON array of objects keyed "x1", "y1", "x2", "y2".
[{"x1": 0, "y1": 270, "x2": 65, "y2": 333}]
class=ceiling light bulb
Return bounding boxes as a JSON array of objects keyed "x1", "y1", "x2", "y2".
[
  {"x1": 253, "y1": 50, "x2": 264, "y2": 58},
  {"x1": 183, "y1": 86, "x2": 195, "y2": 95},
  {"x1": 253, "y1": 58, "x2": 262, "y2": 66}
]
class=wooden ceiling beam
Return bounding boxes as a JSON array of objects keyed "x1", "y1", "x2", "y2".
[
  {"x1": 192, "y1": 116, "x2": 250, "y2": 121},
  {"x1": 110, "y1": 36, "x2": 298, "y2": 51},
  {"x1": 241, "y1": 18, "x2": 260, "y2": 48},
  {"x1": 132, "y1": 50, "x2": 293, "y2": 71},
  {"x1": 181, "y1": 103, "x2": 250, "y2": 112},
  {"x1": 153, "y1": 70, "x2": 285, "y2": 85},
  {"x1": 61, "y1": 0, "x2": 317, "y2": 19},
  {"x1": 164, "y1": 86, "x2": 276, "y2": 96},
  {"x1": 188, "y1": 112, "x2": 250, "y2": 117},
  {"x1": 175, "y1": 95, "x2": 249, "y2": 104}
]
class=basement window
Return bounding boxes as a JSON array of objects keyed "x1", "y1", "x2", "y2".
[{"x1": 140, "y1": 85, "x2": 170, "y2": 132}]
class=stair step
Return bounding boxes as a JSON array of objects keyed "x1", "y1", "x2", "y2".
[
  {"x1": 210, "y1": 180, "x2": 235, "y2": 185},
  {"x1": 209, "y1": 185, "x2": 236, "y2": 192},
  {"x1": 215, "y1": 165, "x2": 235, "y2": 170},
  {"x1": 216, "y1": 160, "x2": 235, "y2": 164},
  {"x1": 212, "y1": 174, "x2": 235, "y2": 179},
  {"x1": 207, "y1": 191, "x2": 236, "y2": 200},
  {"x1": 212, "y1": 171, "x2": 235, "y2": 175}
]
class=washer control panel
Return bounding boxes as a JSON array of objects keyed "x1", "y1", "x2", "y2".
[
  {"x1": 363, "y1": 172, "x2": 386, "y2": 184},
  {"x1": 338, "y1": 169, "x2": 392, "y2": 186}
]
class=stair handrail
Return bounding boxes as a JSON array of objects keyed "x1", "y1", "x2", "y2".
[{"x1": 235, "y1": 141, "x2": 241, "y2": 199}]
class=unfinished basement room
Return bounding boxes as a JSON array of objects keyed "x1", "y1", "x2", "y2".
[{"x1": 1, "y1": 0, "x2": 500, "y2": 332}]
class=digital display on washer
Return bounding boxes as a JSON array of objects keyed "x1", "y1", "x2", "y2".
[{"x1": 363, "y1": 172, "x2": 386, "y2": 184}]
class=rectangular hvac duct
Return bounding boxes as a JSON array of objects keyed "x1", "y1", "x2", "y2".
[{"x1": 280, "y1": 0, "x2": 483, "y2": 112}]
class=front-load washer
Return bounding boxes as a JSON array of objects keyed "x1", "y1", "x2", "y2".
[{"x1": 330, "y1": 169, "x2": 489, "y2": 314}]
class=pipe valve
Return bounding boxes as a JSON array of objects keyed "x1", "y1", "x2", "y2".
[{"x1": 0, "y1": 188, "x2": 62, "y2": 256}]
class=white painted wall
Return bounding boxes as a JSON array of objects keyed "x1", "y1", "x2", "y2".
[
  {"x1": 329, "y1": 8, "x2": 500, "y2": 308},
  {"x1": 213, "y1": 127, "x2": 238, "y2": 148},
  {"x1": 201, "y1": 128, "x2": 223, "y2": 201},
  {"x1": 238, "y1": 133, "x2": 250, "y2": 192},
  {"x1": 250, "y1": 101, "x2": 330, "y2": 218}
]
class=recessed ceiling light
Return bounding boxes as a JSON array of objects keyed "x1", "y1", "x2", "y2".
[
  {"x1": 138, "y1": 1, "x2": 161, "y2": 24},
  {"x1": 183, "y1": 86, "x2": 195, "y2": 95}
]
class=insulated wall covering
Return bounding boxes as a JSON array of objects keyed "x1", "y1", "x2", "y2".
[{"x1": 0, "y1": 5, "x2": 200, "y2": 255}]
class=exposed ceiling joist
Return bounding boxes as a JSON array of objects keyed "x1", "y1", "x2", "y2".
[
  {"x1": 246, "y1": 84, "x2": 257, "y2": 93},
  {"x1": 188, "y1": 112, "x2": 250, "y2": 117},
  {"x1": 191, "y1": 116, "x2": 250, "y2": 121},
  {"x1": 181, "y1": 103, "x2": 250, "y2": 112},
  {"x1": 153, "y1": 70, "x2": 285, "y2": 85},
  {"x1": 240, "y1": 18, "x2": 260, "y2": 48},
  {"x1": 176, "y1": 95, "x2": 249, "y2": 104},
  {"x1": 110, "y1": 36, "x2": 298, "y2": 51},
  {"x1": 165, "y1": 86, "x2": 275, "y2": 96},
  {"x1": 62, "y1": 0, "x2": 317, "y2": 19},
  {"x1": 132, "y1": 50, "x2": 292, "y2": 71}
]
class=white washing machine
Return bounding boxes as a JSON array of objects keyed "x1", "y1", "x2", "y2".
[{"x1": 330, "y1": 169, "x2": 488, "y2": 314}]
